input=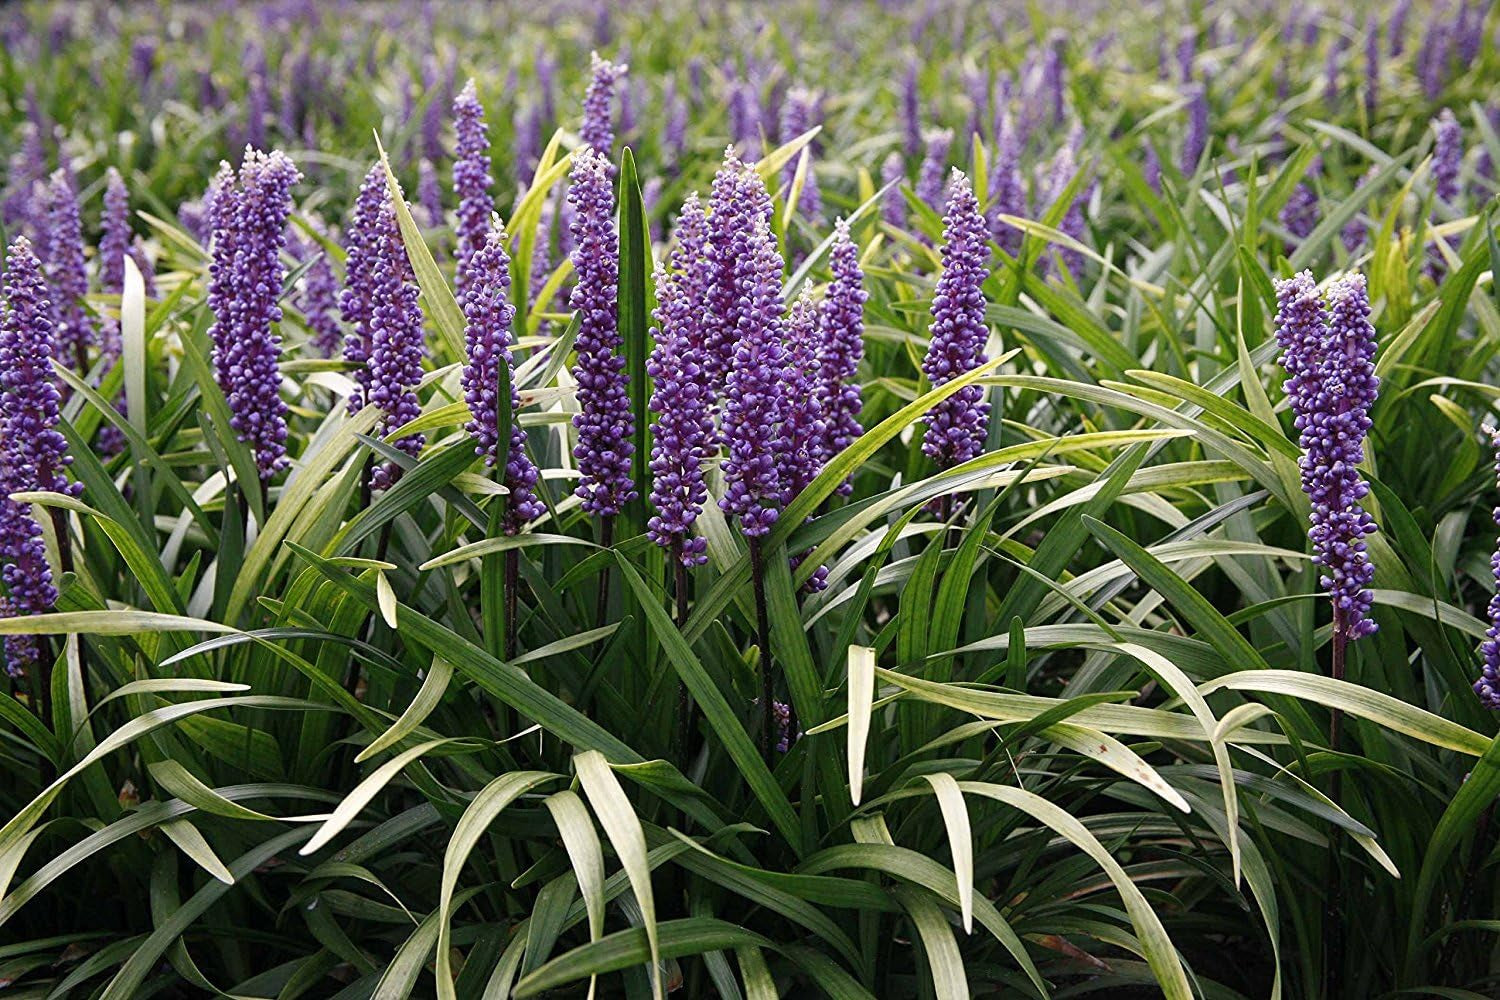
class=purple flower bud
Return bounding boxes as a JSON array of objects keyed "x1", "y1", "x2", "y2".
[
  {"x1": 1433, "y1": 108, "x2": 1463, "y2": 205},
  {"x1": 1273, "y1": 271, "x2": 1379, "y2": 642},
  {"x1": 129, "y1": 239, "x2": 157, "y2": 299},
  {"x1": 580, "y1": 52, "x2": 628, "y2": 161},
  {"x1": 647, "y1": 198, "x2": 714, "y2": 565},
  {"x1": 38, "y1": 169, "x2": 91, "y2": 369},
  {"x1": 461, "y1": 218, "x2": 544, "y2": 533},
  {"x1": 1476, "y1": 429, "x2": 1500, "y2": 709},
  {"x1": 921, "y1": 170, "x2": 991, "y2": 469},
  {"x1": 816, "y1": 219, "x2": 866, "y2": 493},
  {"x1": 1041, "y1": 30, "x2": 1068, "y2": 126},
  {"x1": 1364, "y1": 15, "x2": 1380, "y2": 123},
  {"x1": 206, "y1": 149, "x2": 300, "y2": 480},
  {"x1": 453, "y1": 80, "x2": 494, "y2": 295},
  {"x1": 568, "y1": 146, "x2": 635, "y2": 518},
  {"x1": 718, "y1": 163, "x2": 790, "y2": 538},
  {"x1": 1, "y1": 237, "x2": 80, "y2": 674}
]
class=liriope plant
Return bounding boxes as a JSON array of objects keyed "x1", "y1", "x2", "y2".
[{"x1": 0, "y1": 2, "x2": 1498, "y2": 999}]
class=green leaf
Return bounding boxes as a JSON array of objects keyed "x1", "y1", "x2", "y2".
[{"x1": 575, "y1": 750, "x2": 662, "y2": 1000}]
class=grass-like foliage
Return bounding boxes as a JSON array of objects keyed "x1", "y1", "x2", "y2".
[{"x1": 0, "y1": 1, "x2": 1498, "y2": 998}]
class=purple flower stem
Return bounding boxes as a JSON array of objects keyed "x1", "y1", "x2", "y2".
[
  {"x1": 504, "y1": 547, "x2": 520, "y2": 662},
  {"x1": 672, "y1": 540, "x2": 694, "y2": 760},
  {"x1": 748, "y1": 535, "x2": 776, "y2": 763},
  {"x1": 595, "y1": 516, "x2": 615, "y2": 630}
]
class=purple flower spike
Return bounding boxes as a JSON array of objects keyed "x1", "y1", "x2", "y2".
[
  {"x1": 987, "y1": 111, "x2": 1026, "y2": 255},
  {"x1": 340, "y1": 166, "x2": 391, "y2": 415},
  {"x1": 580, "y1": 52, "x2": 628, "y2": 162},
  {"x1": 881, "y1": 152, "x2": 908, "y2": 229},
  {"x1": 1043, "y1": 131, "x2": 1090, "y2": 277},
  {"x1": 568, "y1": 146, "x2": 635, "y2": 519},
  {"x1": 1182, "y1": 84, "x2": 1208, "y2": 176},
  {"x1": 1433, "y1": 109, "x2": 1463, "y2": 205},
  {"x1": 778, "y1": 289, "x2": 826, "y2": 506},
  {"x1": 1273, "y1": 271, "x2": 1379, "y2": 642},
  {"x1": 779, "y1": 87, "x2": 822, "y2": 218},
  {"x1": 461, "y1": 217, "x2": 544, "y2": 533},
  {"x1": 921, "y1": 170, "x2": 991, "y2": 470},
  {"x1": 417, "y1": 157, "x2": 444, "y2": 229},
  {"x1": 1476, "y1": 430, "x2": 1500, "y2": 709},
  {"x1": 341, "y1": 178, "x2": 428, "y2": 493},
  {"x1": 646, "y1": 200, "x2": 714, "y2": 565},
  {"x1": 206, "y1": 149, "x2": 300, "y2": 481},
  {"x1": 719, "y1": 166, "x2": 790, "y2": 538},
  {"x1": 99, "y1": 168, "x2": 132, "y2": 298},
  {"x1": 916, "y1": 128, "x2": 954, "y2": 213},
  {"x1": 39, "y1": 169, "x2": 92, "y2": 370},
  {"x1": 296, "y1": 227, "x2": 342, "y2": 357},
  {"x1": 816, "y1": 219, "x2": 867, "y2": 492},
  {"x1": 902, "y1": 61, "x2": 922, "y2": 158},
  {"x1": 0, "y1": 237, "x2": 80, "y2": 674},
  {"x1": 704, "y1": 147, "x2": 769, "y2": 393},
  {"x1": 453, "y1": 79, "x2": 494, "y2": 295},
  {"x1": 1280, "y1": 158, "x2": 1321, "y2": 245},
  {"x1": 1, "y1": 123, "x2": 46, "y2": 232}
]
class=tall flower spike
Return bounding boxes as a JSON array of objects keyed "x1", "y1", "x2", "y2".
[
  {"x1": 461, "y1": 217, "x2": 544, "y2": 533},
  {"x1": 568, "y1": 146, "x2": 635, "y2": 518},
  {"x1": 1273, "y1": 271, "x2": 1379, "y2": 642},
  {"x1": 0, "y1": 237, "x2": 80, "y2": 675},
  {"x1": 296, "y1": 227, "x2": 342, "y2": 357},
  {"x1": 778, "y1": 288, "x2": 825, "y2": 506},
  {"x1": 816, "y1": 218, "x2": 867, "y2": 492},
  {"x1": 580, "y1": 52, "x2": 628, "y2": 162},
  {"x1": 703, "y1": 147, "x2": 767, "y2": 394},
  {"x1": 1477, "y1": 430, "x2": 1500, "y2": 709},
  {"x1": 1181, "y1": 84, "x2": 1208, "y2": 175},
  {"x1": 1280, "y1": 158, "x2": 1320, "y2": 245},
  {"x1": 646, "y1": 204, "x2": 714, "y2": 564},
  {"x1": 779, "y1": 87, "x2": 822, "y2": 217},
  {"x1": 417, "y1": 157, "x2": 444, "y2": 229},
  {"x1": 1433, "y1": 108, "x2": 1463, "y2": 205},
  {"x1": 39, "y1": 169, "x2": 92, "y2": 371},
  {"x1": 921, "y1": 170, "x2": 991, "y2": 470},
  {"x1": 987, "y1": 110, "x2": 1026, "y2": 255},
  {"x1": 361, "y1": 190, "x2": 427, "y2": 492},
  {"x1": 206, "y1": 149, "x2": 300, "y2": 480},
  {"x1": 340, "y1": 165, "x2": 390, "y2": 414},
  {"x1": 916, "y1": 128, "x2": 954, "y2": 213},
  {"x1": 453, "y1": 80, "x2": 494, "y2": 294},
  {"x1": 880, "y1": 151, "x2": 908, "y2": 229},
  {"x1": 719, "y1": 166, "x2": 790, "y2": 537},
  {"x1": 99, "y1": 167, "x2": 132, "y2": 298}
]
